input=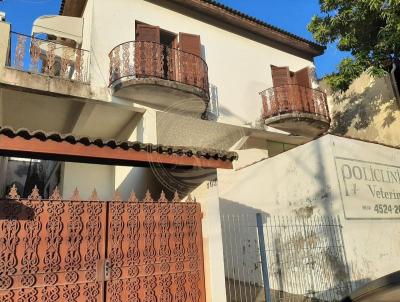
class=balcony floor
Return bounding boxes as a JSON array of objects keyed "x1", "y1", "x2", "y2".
[
  {"x1": 111, "y1": 77, "x2": 209, "y2": 113},
  {"x1": 264, "y1": 112, "x2": 330, "y2": 137}
]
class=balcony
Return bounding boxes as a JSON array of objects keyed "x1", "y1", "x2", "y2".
[
  {"x1": 260, "y1": 84, "x2": 330, "y2": 137},
  {"x1": 7, "y1": 32, "x2": 90, "y2": 83},
  {"x1": 109, "y1": 41, "x2": 209, "y2": 113}
]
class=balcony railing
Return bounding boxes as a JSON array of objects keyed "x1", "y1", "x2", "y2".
[
  {"x1": 7, "y1": 32, "x2": 90, "y2": 83},
  {"x1": 260, "y1": 84, "x2": 330, "y2": 121},
  {"x1": 109, "y1": 41, "x2": 209, "y2": 96}
]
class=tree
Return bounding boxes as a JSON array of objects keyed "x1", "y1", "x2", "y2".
[{"x1": 308, "y1": 0, "x2": 400, "y2": 92}]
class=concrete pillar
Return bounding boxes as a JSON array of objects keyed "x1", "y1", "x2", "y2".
[
  {"x1": 191, "y1": 178, "x2": 227, "y2": 302},
  {"x1": 0, "y1": 21, "x2": 10, "y2": 70}
]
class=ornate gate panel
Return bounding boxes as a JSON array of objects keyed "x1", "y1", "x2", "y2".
[
  {"x1": 106, "y1": 191, "x2": 206, "y2": 302},
  {"x1": 0, "y1": 187, "x2": 107, "y2": 302},
  {"x1": 0, "y1": 187, "x2": 206, "y2": 302}
]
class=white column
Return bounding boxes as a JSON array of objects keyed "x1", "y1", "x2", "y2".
[{"x1": 191, "y1": 178, "x2": 227, "y2": 302}]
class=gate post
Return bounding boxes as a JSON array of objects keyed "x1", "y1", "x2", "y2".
[{"x1": 256, "y1": 213, "x2": 272, "y2": 302}]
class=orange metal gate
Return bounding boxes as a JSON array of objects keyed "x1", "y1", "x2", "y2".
[{"x1": 0, "y1": 187, "x2": 205, "y2": 302}]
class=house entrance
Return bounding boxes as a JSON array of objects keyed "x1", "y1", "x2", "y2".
[{"x1": 0, "y1": 186, "x2": 206, "y2": 302}]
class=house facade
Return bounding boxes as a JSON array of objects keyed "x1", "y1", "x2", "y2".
[{"x1": 0, "y1": 0, "x2": 398, "y2": 302}]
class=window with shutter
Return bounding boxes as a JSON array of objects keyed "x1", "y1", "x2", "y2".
[
  {"x1": 179, "y1": 33, "x2": 201, "y2": 56},
  {"x1": 271, "y1": 66, "x2": 290, "y2": 110},
  {"x1": 178, "y1": 33, "x2": 202, "y2": 88},
  {"x1": 294, "y1": 67, "x2": 312, "y2": 111},
  {"x1": 135, "y1": 23, "x2": 162, "y2": 78},
  {"x1": 294, "y1": 67, "x2": 311, "y2": 88},
  {"x1": 136, "y1": 24, "x2": 160, "y2": 42},
  {"x1": 271, "y1": 66, "x2": 290, "y2": 87}
]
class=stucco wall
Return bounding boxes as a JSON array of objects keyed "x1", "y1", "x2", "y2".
[
  {"x1": 218, "y1": 134, "x2": 400, "y2": 294},
  {"x1": 61, "y1": 162, "x2": 115, "y2": 200},
  {"x1": 85, "y1": 0, "x2": 314, "y2": 128},
  {"x1": 191, "y1": 178, "x2": 227, "y2": 302},
  {"x1": 322, "y1": 72, "x2": 400, "y2": 147}
]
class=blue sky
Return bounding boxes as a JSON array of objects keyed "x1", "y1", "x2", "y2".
[{"x1": 0, "y1": 0, "x2": 349, "y2": 78}]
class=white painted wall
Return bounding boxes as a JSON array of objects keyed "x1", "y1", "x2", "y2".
[
  {"x1": 191, "y1": 179, "x2": 228, "y2": 302},
  {"x1": 218, "y1": 134, "x2": 400, "y2": 294},
  {"x1": 62, "y1": 162, "x2": 115, "y2": 200},
  {"x1": 85, "y1": 0, "x2": 314, "y2": 127},
  {"x1": 81, "y1": 0, "x2": 93, "y2": 54}
]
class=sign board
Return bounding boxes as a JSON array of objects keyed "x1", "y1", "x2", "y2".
[{"x1": 335, "y1": 157, "x2": 400, "y2": 219}]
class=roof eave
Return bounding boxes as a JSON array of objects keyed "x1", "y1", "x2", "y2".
[
  {"x1": 59, "y1": 0, "x2": 87, "y2": 17},
  {"x1": 0, "y1": 134, "x2": 234, "y2": 169},
  {"x1": 169, "y1": 0, "x2": 325, "y2": 57},
  {"x1": 59, "y1": 0, "x2": 325, "y2": 57}
]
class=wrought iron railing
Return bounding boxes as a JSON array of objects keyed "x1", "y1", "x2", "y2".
[
  {"x1": 7, "y1": 32, "x2": 90, "y2": 83},
  {"x1": 260, "y1": 84, "x2": 330, "y2": 121},
  {"x1": 109, "y1": 41, "x2": 209, "y2": 96}
]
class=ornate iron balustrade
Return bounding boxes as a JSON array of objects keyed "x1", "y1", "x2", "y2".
[
  {"x1": 260, "y1": 84, "x2": 330, "y2": 121},
  {"x1": 109, "y1": 41, "x2": 209, "y2": 95},
  {"x1": 7, "y1": 32, "x2": 90, "y2": 83}
]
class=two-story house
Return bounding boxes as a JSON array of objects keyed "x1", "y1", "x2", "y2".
[{"x1": 2, "y1": 1, "x2": 397, "y2": 302}]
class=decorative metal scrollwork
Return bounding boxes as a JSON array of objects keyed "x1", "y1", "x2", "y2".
[
  {"x1": 29, "y1": 38, "x2": 41, "y2": 73},
  {"x1": 64, "y1": 201, "x2": 84, "y2": 283},
  {"x1": 109, "y1": 201, "x2": 124, "y2": 279},
  {"x1": 43, "y1": 202, "x2": 64, "y2": 285},
  {"x1": 14, "y1": 35, "x2": 27, "y2": 70},
  {"x1": 84, "y1": 199, "x2": 103, "y2": 282},
  {"x1": 0, "y1": 187, "x2": 205, "y2": 302},
  {"x1": 127, "y1": 197, "x2": 140, "y2": 277},
  {"x1": 20, "y1": 192, "x2": 44, "y2": 287}
]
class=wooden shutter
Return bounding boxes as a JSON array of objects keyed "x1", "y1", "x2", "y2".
[
  {"x1": 294, "y1": 67, "x2": 312, "y2": 112},
  {"x1": 135, "y1": 24, "x2": 161, "y2": 78},
  {"x1": 271, "y1": 66, "x2": 290, "y2": 87},
  {"x1": 179, "y1": 33, "x2": 201, "y2": 56},
  {"x1": 294, "y1": 67, "x2": 311, "y2": 88},
  {"x1": 178, "y1": 33, "x2": 202, "y2": 88},
  {"x1": 136, "y1": 24, "x2": 160, "y2": 42}
]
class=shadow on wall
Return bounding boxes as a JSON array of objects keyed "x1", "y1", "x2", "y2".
[
  {"x1": 219, "y1": 198, "x2": 270, "y2": 302},
  {"x1": 324, "y1": 72, "x2": 400, "y2": 144},
  {"x1": 115, "y1": 166, "x2": 166, "y2": 201}
]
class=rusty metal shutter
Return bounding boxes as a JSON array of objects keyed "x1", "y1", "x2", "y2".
[
  {"x1": 294, "y1": 67, "x2": 311, "y2": 88},
  {"x1": 179, "y1": 32, "x2": 201, "y2": 56},
  {"x1": 271, "y1": 66, "x2": 290, "y2": 87},
  {"x1": 136, "y1": 24, "x2": 160, "y2": 42}
]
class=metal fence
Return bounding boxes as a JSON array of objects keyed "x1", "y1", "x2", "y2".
[
  {"x1": 7, "y1": 32, "x2": 90, "y2": 83},
  {"x1": 221, "y1": 214, "x2": 352, "y2": 302},
  {"x1": 221, "y1": 214, "x2": 265, "y2": 302}
]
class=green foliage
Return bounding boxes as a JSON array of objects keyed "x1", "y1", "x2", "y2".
[{"x1": 309, "y1": 0, "x2": 400, "y2": 92}]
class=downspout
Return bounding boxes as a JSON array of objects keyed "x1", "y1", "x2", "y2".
[{"x1": 390, "y1": 61, "x2": 400, "y2": 103}]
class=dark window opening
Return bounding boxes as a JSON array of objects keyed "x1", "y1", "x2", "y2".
[{"x1": 0, "y1": 157, "x2": 61, "y2": 199}]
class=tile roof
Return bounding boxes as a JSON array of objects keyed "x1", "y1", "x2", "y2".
[
  {"x1": 0, "y1": 126, "x2": 238, "y2": 162},
  {"x1": 200, "y1": 0, "x2": 323, "y2": 50},
  {"x1": 59, "y1": 0, "x2": 324, "y2": 55}
]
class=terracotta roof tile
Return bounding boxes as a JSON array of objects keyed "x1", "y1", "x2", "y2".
[{"x1": 0, "y1": 126, "x2": 238, "y2": 162}]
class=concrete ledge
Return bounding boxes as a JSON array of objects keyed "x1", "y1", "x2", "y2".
[
  {"x1": 264, "y1": 111, "x2": 330, "y2": 138},
  {"x1": 0, "y1": 67, "x2": 92, "y2": 99},
  {"x1": 112, "y1": 77, "x2": 209, "y2": 101},
  {"x1": 111, "y1": 77, "x2": 209, "y2": 113}
]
